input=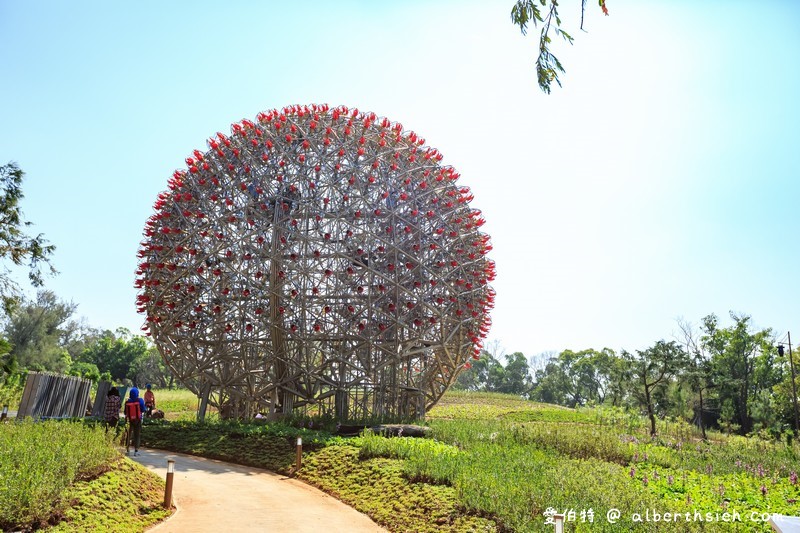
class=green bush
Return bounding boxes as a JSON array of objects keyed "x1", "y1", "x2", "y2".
[
  {"x1": 0, "y1": 370, "x2": 25, "y2": 408},
  {"x1": 0, "y1": 419, "x2": 118, "y2": 530}
]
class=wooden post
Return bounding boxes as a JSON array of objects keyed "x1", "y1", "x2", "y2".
[
  {"x1": 92, "y1": 381, "x2": 111, "y2": 418},
  {"x1": 197, "y1": 383, "x2": 211, "y2": 422},
  {"x1": 164, "y1": 459, "x2": 175, "y2": 508},
  {"x1": 17, "y1": 371, "x2": 39, "y2": 419},
  {"x1": 295, "y1": 437, "x2": 302, "y2": 470}
]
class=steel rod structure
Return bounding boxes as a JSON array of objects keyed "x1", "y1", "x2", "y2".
[{"x1": 136, "y1": 104, "x2": 495, "y2": 420}]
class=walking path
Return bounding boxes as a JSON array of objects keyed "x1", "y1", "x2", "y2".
[{"x1": 131, "y1": 448, "x2": 386, "y2": 532}]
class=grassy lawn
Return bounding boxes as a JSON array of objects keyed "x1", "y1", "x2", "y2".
[
  {"x1": 8, "y1": 388, "x2": 800, "y2": 531},
  {"x1": 137, "y1": 389, "x2": 800, "y2": 532},
  {"x1": 47, "y1": 458, "x2": 172, "y2": 532},
  {"x1": 0, "y1": 419, "x2": 171, "y2": 532}
]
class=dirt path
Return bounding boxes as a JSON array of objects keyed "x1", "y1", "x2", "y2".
[{"x1": 131, "y1": 448, "x2": 386, "y2": 533}]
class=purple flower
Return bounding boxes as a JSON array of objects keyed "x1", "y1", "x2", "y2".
[
  {"x1": 643, "y1": 474, "x2": 649, "y2": 486},
  {"x1": 761, "y1": 485, "x2": 768, "y2": 497},
  {"x1": 791, "y1": 471, "x2": 798, "y2": 485},
  {"x1": 668, "y1": 475, "x2": 674, "y2": 486},
  {"x1": 629, "y1": 467, "x2": 636, "y2": 478}
]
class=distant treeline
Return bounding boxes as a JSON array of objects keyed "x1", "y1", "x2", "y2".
[
  {"x1": 0, "y1": 290, "x2": 171, "y2": 394},
  {"x1": 455, "y1": 313, "x2": 796, "y2": 438}
]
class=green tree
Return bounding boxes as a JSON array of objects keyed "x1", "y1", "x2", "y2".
[
  {"x1": 60, "y1": 318, "x2": 102, "y2": 365},
  {"x1": 67, "y1": 361, "x2": 101, "y2": 382},
  {"x1": 3, "y1": 290, "x2": 76, "y2": 373},
  {"x1": 626, "y1": 340, "x2": 688, "y2": 436},
  {"x1": 0, "y1": 336, "x2": 14, "y2": 376},
  {"x1": 511, "y1": 0, "x2": 609, "y2": 93},
  {"x1": 531, "y1": 358, "x2": 570, "y2": 405},
  {"x1": 130, "y1": 346, "x2": 171, "y2": 389},
  {"x1": 701, "y1": 313, "x2": 774, "y2": 434},
  {"x1": 454, "y1": 347, "x2": 531, "y2": 396},
  {"x1": 81, "y1": 328, "x2": 152, "y2": 383},
  {"x1": 678, "y1": 318, "x2": 715, "y2": 439},
  {"x1": 454, "y1": 352, "x2": 491, "y2": 391},
  {"x1": 0, "y1": 162, "x2": 56, "y2": 312},
  {"x1": 605, "y1": 354, "x2": 632, "y2": 408},
  {"x1": 494, "y1": 352, "x2": 532, "y2": 395},
  {"x1": 531, "y1": 348, "x2": 619, "y2": 407},
  {"x1": 0, "y1": 336, "x2": 25, "y2": 407}
]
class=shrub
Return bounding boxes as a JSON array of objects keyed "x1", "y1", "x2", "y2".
[{"x1": 0, "y1": 419, "x2": 118, "y2": 529}]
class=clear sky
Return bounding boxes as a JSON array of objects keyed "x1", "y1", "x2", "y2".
[{"x1": 1, "y1": 1, "x2": 799, "y2": 361}]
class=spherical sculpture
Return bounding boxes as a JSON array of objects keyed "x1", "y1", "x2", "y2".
[{"x1": 136, "y1": 104, "x2": 495, "y2": 420}]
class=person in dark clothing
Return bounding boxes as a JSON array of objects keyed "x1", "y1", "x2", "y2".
[
  {"x1": 124, "y1": 387, "x2": 146, "y2": 456},
  {"x1": 104, "y1": 387, "x2": 121, "y2": 432}
]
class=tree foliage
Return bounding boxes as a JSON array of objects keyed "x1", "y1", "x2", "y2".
[
  {"x1": 522, "y1": 312, "x2": 794, "y2": 438},
  {"x1": 3, "y1": 290, "x2": 76, "y2": 373},
  {"x1": 0, "y1": 292, "x2": 165, "y2": 386},
  {"x1": 533, "y1": 348, "x2": 618, "y2": 407},
  {"x1": 454, "y1": 349, "x2": 532, "y2": 395},
  {"x1": 625, "y1": 340, "x2": 688, "y2": 436},
  {"x1": 79, "y1": 328, "x2": 153, "y2": 383},
  {"x1": 0, "y1": 162, "x2": 56, "y2": 312},
  {"x1": 701, "y1": 313, "x2": 774, "y2": 434},
  {"x1": 511, "y1": 0, "x2": 609, "y2": 93}
]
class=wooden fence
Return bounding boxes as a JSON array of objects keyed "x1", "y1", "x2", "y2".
[{"x1": 16, "y1": 372, "x2": 93, "y2": 419}]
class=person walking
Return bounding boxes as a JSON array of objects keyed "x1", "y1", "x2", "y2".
[
  {"x1": 104, "y1": 387, "x2": 121, "y2": 432},
  {"x1": 124, "y1": 387, "x2": 146, "y2": 456}
]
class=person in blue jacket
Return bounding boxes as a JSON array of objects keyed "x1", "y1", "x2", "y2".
[{"x1": 124, "y1": 387, "x2": 146, "y2": 456}]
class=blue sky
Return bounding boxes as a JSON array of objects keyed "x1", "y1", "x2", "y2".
[{"x1": 1, "y1": 0, "x2": 799, "y2": 359}]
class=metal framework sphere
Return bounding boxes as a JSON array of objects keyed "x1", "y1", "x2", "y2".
[{"x1": 136, "y1": 104, "x2": 495, "y2": 420}]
